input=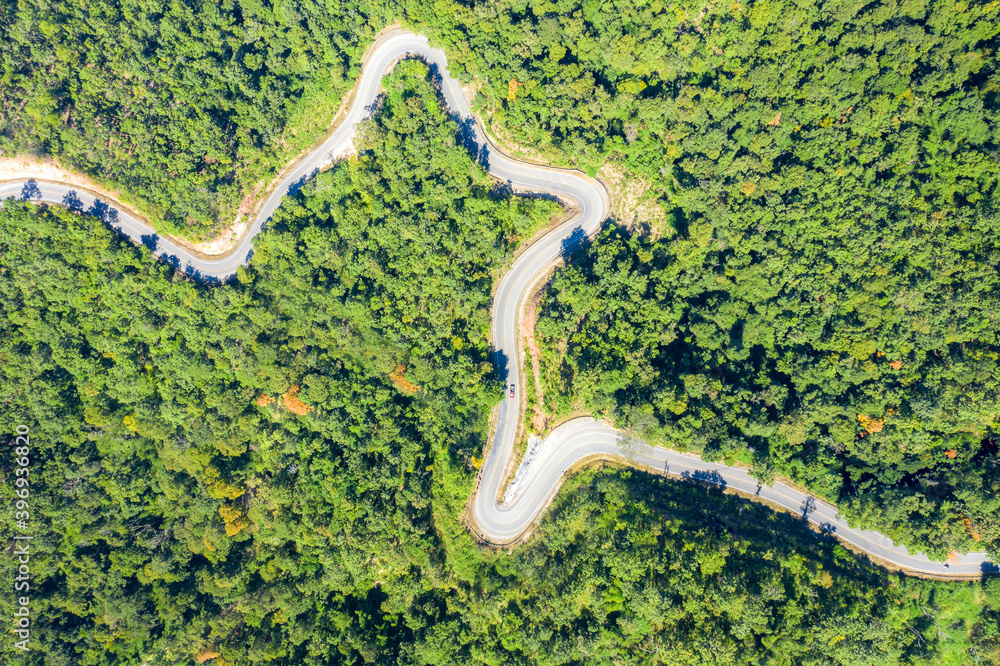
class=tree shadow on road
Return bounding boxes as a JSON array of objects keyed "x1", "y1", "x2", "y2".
[
  {"x1": 557, "y1": 468, "x2": 953, "y2": 585},
  {"x1": 62, "y1": 190, "x2": 85, "y2": 212},
  {"x1": 560, "y1": 225, "x2": 591, "y2": 262},
  {"x1": 20, "y1": 180, "x2": 42, "y2": 201},
  {"x1": 493, "y1": 348, "x2": 511, "y2": 383}
]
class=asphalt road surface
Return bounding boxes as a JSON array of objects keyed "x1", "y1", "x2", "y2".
[{"x1": 1, "y1": 30, "x2": 993, "y2": 578}]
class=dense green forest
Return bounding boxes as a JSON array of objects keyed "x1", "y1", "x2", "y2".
[
  {"x1": 535, "y1": 217, "x2": 1000, "y2": 559},
  {"x1": 523, "y1": 0, "x2": 1000, "y2": 563},
  {"x1": 2, "y1": 0, "x2": 1000, "y2": 663},
  {"x1": 0, "y1": 0, "x2": 395, "y2": 237},
  {"x1": 2, "y1": 63, "x2": 997, "y2": 665},
  {"x1": 4, "y1": 0, "x2": 998, "y2": 238}
]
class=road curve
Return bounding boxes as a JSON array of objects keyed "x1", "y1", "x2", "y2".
[{"x1": 1, "y1": 30, "x2": 993, "y2": 578}]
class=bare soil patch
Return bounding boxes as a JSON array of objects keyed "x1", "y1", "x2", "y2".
[
  {"x1": 0, "y1": 155, "x2": 267, "y2": 258},
  {"x1": 0, "y1": 155, "x2": 138, "y2": 214}
]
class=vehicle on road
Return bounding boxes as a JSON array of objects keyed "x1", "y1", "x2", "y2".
[{"x1": 509, "y1": 384, "x2": 515, "y2": 399}]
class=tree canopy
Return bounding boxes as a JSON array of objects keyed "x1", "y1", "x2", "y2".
[{"x1": 1, "y1": 0, "x2": 999, "y2": 663}]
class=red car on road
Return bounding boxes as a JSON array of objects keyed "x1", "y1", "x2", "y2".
[{"x1": 509, "y1": 384, "x2": 515, "y2": 399}]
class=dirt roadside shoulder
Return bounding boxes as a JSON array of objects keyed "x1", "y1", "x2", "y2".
[{"x1": 0, "y1": 23, "x2": 408, "y2": 261}]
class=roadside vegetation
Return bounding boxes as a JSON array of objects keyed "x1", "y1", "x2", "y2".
[
  {"x1": 529, "y1": 0, "x2": 1000, "y2": 564},
  {"x1": 0, "y1": 0, "x2": 394, "y2": 238},
  {"x1": 4, "y1": 0, "x2": 997, "y2": 240},
  {"x1": 2, "y1": 58, "x2": 998, "y2": 666},
  {"x1": 1, "y1": 0, "x2": 999, "y2": 663}
]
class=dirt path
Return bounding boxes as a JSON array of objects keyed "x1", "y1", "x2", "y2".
[
  {"x1": 0, "y1": 156, "x2": 134, "y2": 213},
  {"x1": 521, "y1": 279, "x2": 553, "y2": 432}
]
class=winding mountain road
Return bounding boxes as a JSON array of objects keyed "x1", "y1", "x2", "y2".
[{"x1": 1, "y1": 30, "x2": 994, "y2": 578}]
